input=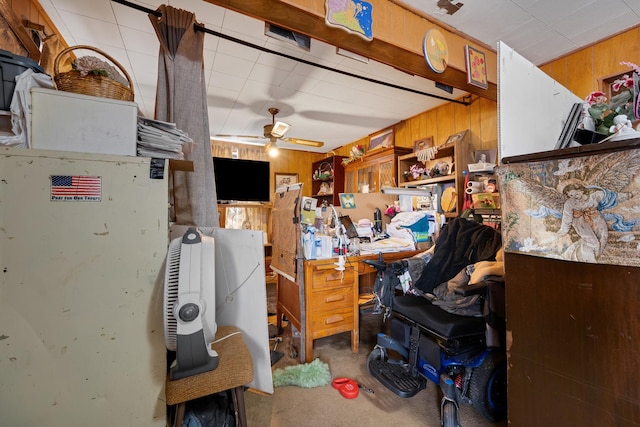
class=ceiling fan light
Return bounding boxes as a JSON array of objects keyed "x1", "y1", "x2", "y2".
[
  {"x1": 266, "y1": 141, "x2": 279, "y2": 157},
  {"x1": 271, "y1": 121, "x2": 291, "y2": 138}
]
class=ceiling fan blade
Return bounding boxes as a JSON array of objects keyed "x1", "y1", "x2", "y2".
[
  {"x1": 214, "y1": 134, "x2": 264, "y2": 139},
  {"x1": 281, "y1": 137, "x2": 324, "y2": 148}
]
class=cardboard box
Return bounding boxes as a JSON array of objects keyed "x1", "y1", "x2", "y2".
[{"x1": 30, "y1": 87, "x2": 137, "y2": 156}]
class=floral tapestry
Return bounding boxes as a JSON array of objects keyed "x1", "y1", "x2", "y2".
[{"x1": 497, "y1": 149, "x2": 640, "y2": 266}]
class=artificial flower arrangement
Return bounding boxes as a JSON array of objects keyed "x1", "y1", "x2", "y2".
[
  {"x1": 341, "y1": 144, "x2": 366, "y2": 165},
  {"x1": 584, "y1": 61, "x2": 638, "y2": 135},
  {"x1": 409, "y1": 163, "x2": 425, "y2": 178},
  {"x1": 73, "y1": 55, "x2": 129, "y2": 87},
  {"x1": 406, "y1": 163, "x2": 426, "y2": 180}
]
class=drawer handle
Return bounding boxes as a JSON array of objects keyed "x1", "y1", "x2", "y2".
[
  {"x1": 316, "y1": 264, "x2": 341, "y2": 271},
  {"x1": 325, "y1": 294, "x2": 345, "y2": 303},
  {"x1": 325, "y1": 273, "x2": 344, "y2": 282},
  {"x1": 325, "y1": 314, "x2": 344, "y2": 324}
]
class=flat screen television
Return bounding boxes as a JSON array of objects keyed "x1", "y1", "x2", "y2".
[{"x1": 212, "y1": 157, "x2": 270, "y2": 203}]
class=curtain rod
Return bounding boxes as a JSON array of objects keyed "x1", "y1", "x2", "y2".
[{"x1": 111, "y1": 0, "x2": 469, "y2": 105}]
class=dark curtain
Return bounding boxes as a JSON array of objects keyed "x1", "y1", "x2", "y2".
[{"x1": 149, "y1": 5, "x2": 218, "y2": 227}]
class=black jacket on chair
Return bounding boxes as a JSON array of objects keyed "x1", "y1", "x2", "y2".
[{"x1": 412, "y1": 218, "x2": 502, "y2": 294}]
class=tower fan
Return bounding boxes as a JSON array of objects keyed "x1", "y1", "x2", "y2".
[{"x1": 164, "y1": 227, "x2": 218, "y2": 380}]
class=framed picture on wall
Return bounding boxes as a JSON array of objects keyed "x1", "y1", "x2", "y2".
[
  {"x1": 413, "y1": 137, "x2": 433, "y2": 153},
  {"x1": 369, "y1": 128, "x2": 394, "y2": 151},
  {"x1": 465, "y1": 45, "x2": 488, "y2": 89},
  {"x1": 274, "y1": 172, "x2": 298, "y2": 193}
]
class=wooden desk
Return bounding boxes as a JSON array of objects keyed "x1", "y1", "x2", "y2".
[
  {"x1": 276, "y1": 250, "x2": 421, "y2": 362},
  {"x1": 165, "y1": 325, "x2": 253, "y2": 427}
]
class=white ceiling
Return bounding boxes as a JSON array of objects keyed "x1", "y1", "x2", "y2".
[{"x1": 38, "y1": 0, "x2": 640, "y2": 153}]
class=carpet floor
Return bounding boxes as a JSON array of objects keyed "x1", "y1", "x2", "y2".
[{"x1": 244, "y1": 283, "x2": 508, "y2": 427}]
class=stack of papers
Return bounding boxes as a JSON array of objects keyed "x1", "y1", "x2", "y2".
[
  {"x1": 359, "y1": 237, "x2": 415, "y2": 254},
  {"x1": 137, "y1": 117, "x2": 191, "y2": 159}
]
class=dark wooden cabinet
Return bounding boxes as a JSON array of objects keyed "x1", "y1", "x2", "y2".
[
  {"x1": 311, "y1": 156, "x2": 345, "y2": 206},
  {"x1": 500, "y1": 139, "x2": 640, "y2": 426}
]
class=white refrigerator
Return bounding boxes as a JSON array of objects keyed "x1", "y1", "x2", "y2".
[{"x1": 0, "y1": 147, "x2": 168, "y2": 425}]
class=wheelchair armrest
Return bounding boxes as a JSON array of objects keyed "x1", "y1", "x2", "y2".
[
  {"x1": 363, "y1": 253, "x2": 387, "y2": 271},
  {"x1": 454, "y1": 275, "x2": 505, "y2": 297},
  {"x1": 363, "y1": 259, "x2": 387, "y2": 271},
  {"x1": 454, "y1": 282, "x2": 488, "y2": 296}
]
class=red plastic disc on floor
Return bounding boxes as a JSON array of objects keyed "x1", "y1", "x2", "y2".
[
  {"x1": 332, "y1": 377, "x2": 352, "y2": 389},
  {"x1": 339, "y1": 381, "x2": 359, "y2": 399}
]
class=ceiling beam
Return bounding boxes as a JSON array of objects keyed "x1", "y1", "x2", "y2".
[{"x1": 203, "y1": 0, "x2": 497, "y2": 101}]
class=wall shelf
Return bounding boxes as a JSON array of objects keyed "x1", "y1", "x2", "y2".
[
  {"x1": 397, "y1": 140, "x2": 473, "y2": 216},
  {"x1": 311, "y1": 156, "x2": 346, "y2": 206}
]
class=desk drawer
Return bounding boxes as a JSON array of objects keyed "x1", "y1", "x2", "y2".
[
  {"x1": 310, "y1": 266, "x2": 355, "y2": 291},
  {"x1": 309, "y1": 286, "x2": 354, "y2": 313},
  {"x1": 308, "y1": 306, "x2": 354, "y2": 336}
]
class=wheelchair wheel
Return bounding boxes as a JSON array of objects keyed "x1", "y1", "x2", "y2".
[
  {"x1": 469, "y1": 351, "x2": 507, "y2": 422},
  {"x1": 442, "y1": 400, "x2": 458, "y2": 427}
]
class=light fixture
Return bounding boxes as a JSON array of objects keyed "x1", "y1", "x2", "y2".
[
  {"x1": 266, "y1": 141, "x2": 279, "y2": 157},
  {"x1": 381, "y1": 186, "x2": 436, "y2": 196},
  {"x1": 270, "y1": 121, "x2": 291, "y2": 138}
]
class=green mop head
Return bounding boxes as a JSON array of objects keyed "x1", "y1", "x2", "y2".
[{"x1": 272, "y1": 358, "x2": 331, "y2": 388}]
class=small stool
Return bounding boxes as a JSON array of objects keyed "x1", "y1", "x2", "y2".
[{"x1": 165, "y1": 325, "x2": 254, "y2": 427}]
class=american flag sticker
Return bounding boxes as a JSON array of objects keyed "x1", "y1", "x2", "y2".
[{"x1": 50, "y1": 175, "x2": 102, "y2": 201}]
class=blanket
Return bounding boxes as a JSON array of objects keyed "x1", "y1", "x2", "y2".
[{"x1": 412, "y1": 218, "x2": 502, "y2": 293}]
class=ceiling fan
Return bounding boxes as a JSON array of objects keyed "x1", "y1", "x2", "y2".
[{"x1": 215, "y1": 107, "x2": 324, "y2": 149}]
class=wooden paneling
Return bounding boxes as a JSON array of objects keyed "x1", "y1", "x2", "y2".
[
  {"x1": 435, "y1": 102, "x2": 456, "y2": 144},
  {"x1": 0, "y1": 0, "x2": 40, "y2": 60},
  {"x1": 332, "y1": 94, "x2": 498, "y2": 177},
  {"x1": 401, "y1": 5, "x2": 422, "y2": 54},
  {"x1": 478, "y1": 97, "x2": 497, "y2": 151},
  {"x1": 506, "y1": 252, "x2": 640, "y2": 426},
  {"x1": 372, "y1": 0, "x2": 393, "y2": 44},
  {"x1": 541, "y1": 25, "x2": 640, "y2": 99}
]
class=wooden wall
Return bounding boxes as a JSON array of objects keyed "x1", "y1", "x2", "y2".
[
  {"x1": 540, "y1": 25, "x2": 640, "y2": 99},
  {"x1": 321, "y1": 95, "x2": 498, "y2": 176},
  {"x1": 215, "y1": 93, "x2": 498, "y2": 202}
]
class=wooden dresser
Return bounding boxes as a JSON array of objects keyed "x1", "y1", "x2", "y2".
[{"x1": 277, "y1": 257, "x2": 359, "y2": 363}]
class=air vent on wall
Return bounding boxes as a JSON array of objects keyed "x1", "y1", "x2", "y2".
[{"x1": 265, "y1": 24, "x2": 311, "y2": 51}]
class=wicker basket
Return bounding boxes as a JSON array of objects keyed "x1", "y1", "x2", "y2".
[
  {"x1": 54, "y1": 45, "x2": 134, "y2": 102},
  {"x1": 313, "y1": 161, "x2": 334, "y2": 181}
]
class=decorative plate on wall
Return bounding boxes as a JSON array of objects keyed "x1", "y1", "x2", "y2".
[{"x1": 423, "y1": 29, "x2": 448, "y2": 73}]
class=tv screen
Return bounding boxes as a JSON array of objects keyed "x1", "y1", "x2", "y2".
[{"x1": 212, "y1": 157, "x2": 270, "y2": 203}]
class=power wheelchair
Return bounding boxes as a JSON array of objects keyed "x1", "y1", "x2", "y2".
[{"x1": 364, "y1": 217, "x2": 506, "y2": 426}]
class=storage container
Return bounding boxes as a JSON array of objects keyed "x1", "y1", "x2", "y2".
[
  {"x1": 0, "y1": 49, "x2": 45, "y2": 110},
  {"x1": 30, "y1": 87, "x2": 137, "y2": 156}
]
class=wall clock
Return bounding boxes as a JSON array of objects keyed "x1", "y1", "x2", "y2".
[{"x1": 423, "y1": 29, "x2": 448, "y2": 73}]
